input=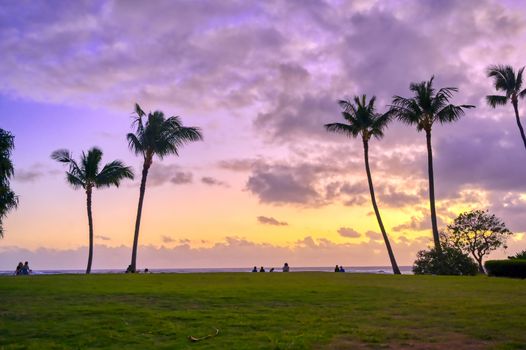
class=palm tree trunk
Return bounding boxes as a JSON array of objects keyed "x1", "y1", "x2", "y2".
[
  {"x1": 425, "y1": 130, "x2": 442, "y2": 254},
  {"x1": 363, "y1": 140, "x2": 401, "y2": 275},
  {"x1": 512, "y1": 100, "x2": 526, "y2": 150},
  {"x1": 130, "y1": 161, "x2": 150, "y2": 272},
  {"x1": 86, "y1": 187, "x2": 94, "y2": 274}
]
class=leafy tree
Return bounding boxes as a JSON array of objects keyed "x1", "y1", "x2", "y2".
[
  {"x1": 509, "y1": 250, "x2": 526, "y2": 260},
  {"x1": 413, "y1": 246, "x2": 478, "y2": 276},
  {"x1": 325, "y1": 95, "x2": 401, "y2": 275},
  {"x1": 52, "y1": 147, "x2": 134, "y2": 274},
  {"x1": 445, "y1": 210, "x2": 512, "y2": 274},
  {"x1": 389, "y1": 77, "x2": 474, "y2": 254},
  {"x1": 127, "y1": 104, "x2": 202, "y2": 272},
  {"x1": 0, "y1": 129, "x2": 18, "y2": 238},
  {"x1": 486, "y1": 65, "x2": 526, "y2": 150}
]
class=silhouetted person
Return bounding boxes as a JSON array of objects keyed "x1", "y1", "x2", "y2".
[
  {"x1": 339, "y1": 265, "x2": 345, "y2": 273},
  {"x1": 144, "y1": 268, "x2": 149, "y2": 273},
  {"x1": 126, "y1": 265, "x2": 134, "y2": 273},
  {"x1": 252, "y1": 266, "x2": 257, "y2": 272},
  {"x1": 334, "y1": 265, "x2": 339, "y2": 272},
  {"x1": 283, "y1": 262, "x2": 290, "y2": 272},
  {"x1": 269, "y1": 268, "x2": 274, "y2": 272},
  {"x1": 20, "y1": 261, "x2": 30, "y2": 275},
  {"x1": 15, "y1": 262, "x2": 23, "y2": 275},
  {"x1": 259, "y1": 266, "x2": 265, "y2": 272}
]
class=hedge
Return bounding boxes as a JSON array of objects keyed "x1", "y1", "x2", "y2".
[{"x1": 485, "y1": 259, "x2": 526, "y2": 279}]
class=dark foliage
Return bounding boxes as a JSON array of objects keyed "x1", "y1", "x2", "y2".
[
  {"x1": 485, "y1": 260, "x2": 526, "y2": 279},
  {"x1": 509, "y1": 250, "x2": 526, "y2": 260},
  {"x1": 413, "y1": 246, "x2": 479, "y2": 276}
]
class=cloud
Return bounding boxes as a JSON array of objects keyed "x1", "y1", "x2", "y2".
[
  {"x1": 95, "y1": 235, "x2": 110, "y2": 241},
  {"x1": 147, "y1": 164, "x2": 193, "y2": 187},
  {"x1": 14, "y1": 169, "x2": 46, "y2": 183},
  {"x1": 337, "y1": 227, "x2": 361, "y2": 238},
  {"x1": 161, "y1": 235, "x2": 176, "y2": 244},
  {"x1": 257, "y1": 216, "x2": 288, "y2": 226},
  {"x1": 201, "y1": 176, "x2": 228, "y2": 187}
]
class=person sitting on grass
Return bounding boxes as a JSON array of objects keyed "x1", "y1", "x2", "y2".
[
  {"x1": 15, "y1": 262, "x2": 23, "y2": 275},
  {"x1": 259, "y1": 266, "x2": 265, "y2": 272},
  {"x1": 20, "y1": 261, "x2": 31, "y2": 275},
  {"x1": 125, "y1": 265, "x2": 134, "y2": 273},
  {"x1": 252, "y1": 266, "x2": 257, "y2": 272},
  {"x1": 283, "y1": 262, "x2": 290, "y2": 272},
  {"x1": 339, "y1": 265, "x2": 345, "y2": 273},
  {"x1": 269, "y1": 268, "x2": 274, "y2": 272},
  {"x1": 334, "y1": 265, "x2": 339, "y2": 272}
]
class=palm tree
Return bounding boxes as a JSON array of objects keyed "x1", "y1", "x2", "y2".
[
  {"x1": 389, "y1": 77, "x2": 474, "y2": 254},
  {"x1": 0, "y1": 129, "x2": 18, "y2": 238},
  {"x1": 486, "y1": 65, "x2": 526, "y2": 150},
  {"x1": 325, "y1": 95, "x2": 401, "y2": 275},
  {"x1": 52, "y1": 147, "x2": 134, "y2": 274},
  {"x1": 127, "y1": 104, "x2": 203, "y2": 272}
]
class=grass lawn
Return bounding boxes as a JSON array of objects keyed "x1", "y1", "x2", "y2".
[{"x1": 0, "y1": 273, "x2": 525, "y2": 349}]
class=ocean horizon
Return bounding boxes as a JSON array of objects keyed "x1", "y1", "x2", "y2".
[{"x1": 0, "y1": 265, "x2": 413, "y2": 276}]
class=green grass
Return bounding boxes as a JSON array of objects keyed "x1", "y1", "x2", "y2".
[{"x1": 0, "y1": 273, "x2": 525, "y2": 349}]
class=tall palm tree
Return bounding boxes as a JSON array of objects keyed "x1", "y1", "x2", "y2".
[
  {"x1": 52, "y1": 147, "x2": 134, "y2": 274},
  {"x1": 486, "y1": 65, "x2": 526, "y2": 150},
  {"x1": 389, "y1": 77, "x2": 474, "y2": 254},
  {"x1": 0, "y1": 129, "x2": 18, "y2": 238},
  {"x1": 127, "y1": 104, "x2": 203, "y2": 272},
  {"x1": 325, "y1": 95, "x2": 401, "y2": 275}
]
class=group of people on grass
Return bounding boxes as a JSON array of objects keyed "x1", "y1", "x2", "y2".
[
  {"x1": 252, "y1": 262, "x2": 290, "y2": 273},
  {"x1": 14, "y1": 261, "x2": 31, "y2": 275},
  {"x1": 334, "y1": 265, "x2": 346, "y2": 272}
]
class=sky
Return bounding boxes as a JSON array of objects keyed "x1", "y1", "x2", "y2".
[{"x1": 1, "y1": 0, "x2": 526, "y2": 270}]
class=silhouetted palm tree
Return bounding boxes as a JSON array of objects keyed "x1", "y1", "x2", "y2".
[
  {"x1": 127, "y1": 104, "x2": 203, "y2": 272},
  {"x1": 52, "y1": 147, "x2": 134, "y2": 274},
  {"x1": 486, "y1": 65, "x2": 526, "y2": 150},
  {"x1": 325, "y1": 95, "x2": 401, "y2": 275},
  {"x1": 389, "y1": 77, "x2": 474, "y2": 254},
  {"x1": 0, "y1": 129, "x2": 18, "y2": 238}
]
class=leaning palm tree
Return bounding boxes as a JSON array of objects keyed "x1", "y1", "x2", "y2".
[
  {"x1": 52, "y1": 147, "x2": 134, "y2": 274},
  {"x1": 127, "y1": 104, "x2": 203, "y2": 272},
  {"x1": 325, "y1": 95, "x2": 401, "y2": 275},
  {"x1": 389, "y1": 77, "x2": 474, "y2": 254},
  {"x1": 486, "y1": 65, "x2": 526, "y2": 150},
  {"x1": 0, "y1": 129, "x2": 18, "y2": 238}
]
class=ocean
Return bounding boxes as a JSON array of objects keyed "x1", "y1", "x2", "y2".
[{"x1": 0, "y1": 266, "x2": 413, "y2": 276}]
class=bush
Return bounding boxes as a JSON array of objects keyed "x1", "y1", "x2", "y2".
[
  {"x1": 413, "y1": 247, "x2": 478, "y2": 276},
  {"x1": 508, "y1": 250, "x2": 526, "y2": 260},
  {"x1": 485, "y1": 259, "x2": 526, "y2": 279}
]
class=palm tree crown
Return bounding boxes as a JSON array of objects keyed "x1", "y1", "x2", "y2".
[
  {"x1": 51, "y1": 148, "x2": 134, "y2": 190},
  {"x1": 389, "y1": 76, "x2": 474, "y2": 131},
  {"x1": 486, "y1": 65, "x2": 526, "y2": 107},
  {"x1": 127, "y1": 104, "x2": 203, "y2": 163},
  {"x1": 486, "y1": 65, "x2": 526, "y2": 150},
  {"x1": 0, "y1": 129, "x2": 18, "y2": 238},
  {"x1": 325, "y1": 95, "x2": 390, "y2": 141}
]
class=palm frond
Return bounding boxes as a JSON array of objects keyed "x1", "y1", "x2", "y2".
[
  {"x1": 127, "y1": 133, "x2": 145, "y2": 156},
  {"x1": 519, "y1": 88, "x2": 526, "y2": 99},
  {"x1": 95, "y1": 160, "x2": 134, "y2": 188},
  {"x1": 486, "y1": 95, "x2": 508, "y2": 108},
  {"x1": 66, "y1": 171, "x2": 86, "y2": 189},
  {"x1": 436, "y1": 104, "x2": 474, "y2": 124},
  {"x1": 324, "y1": 123, "x2": 359, "y2": 138}
]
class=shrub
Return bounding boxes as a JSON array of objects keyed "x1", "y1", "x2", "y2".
[
  {"x1": 413, "y1": 246, "x2": 479, "y2": 276},
  {"x1": 508, "y1": 250, "x2": 526, "y2": 260},
  {"x1": 485, "y1": 259, "x2": 526, "y2": 279}
]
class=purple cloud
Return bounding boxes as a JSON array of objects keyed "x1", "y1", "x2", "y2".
[{"x1": 257, "y1": 216, "x2": 288, "y2": 226}]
